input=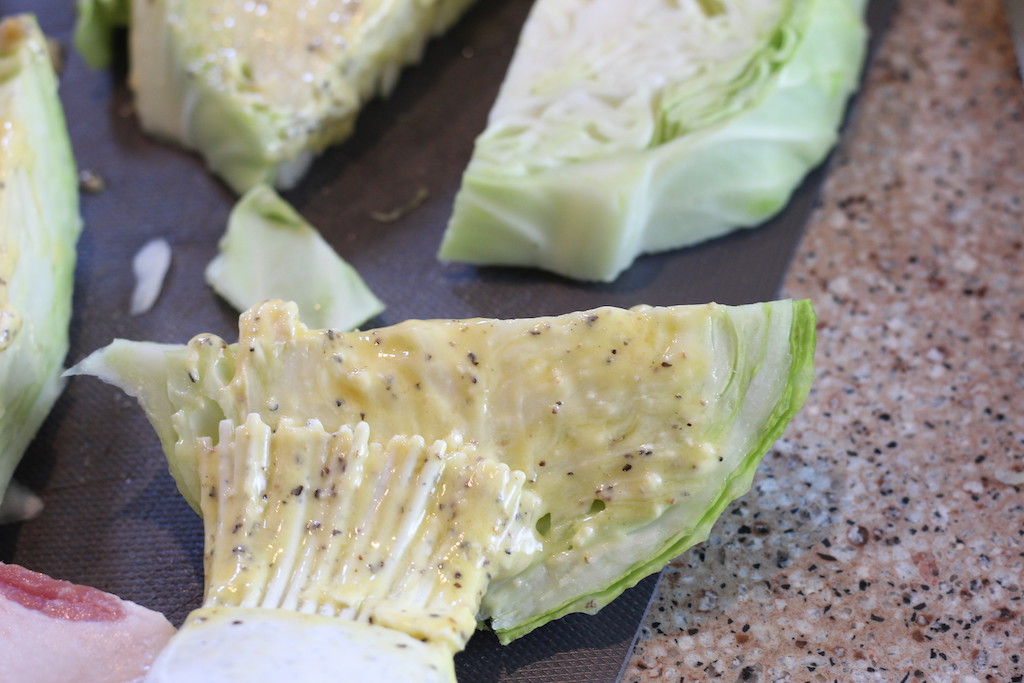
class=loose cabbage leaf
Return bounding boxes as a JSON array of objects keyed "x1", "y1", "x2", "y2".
[{"x1": 206, "y1": 185, "x2": 384, "y2": 331}]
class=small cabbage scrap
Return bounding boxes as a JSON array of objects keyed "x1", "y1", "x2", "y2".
[
  {"x1": 130, "y1": 237, "x2": 172, "y2": 315},
  {"x1": 205, "y1": 185, "x2": 384, "y2": 331},
  {"x1": 439, "y1": 0, "x2": 870, "y2": 281},
  {"x1": 0, "y1": 15, "x2": 82, "y2": 519}
]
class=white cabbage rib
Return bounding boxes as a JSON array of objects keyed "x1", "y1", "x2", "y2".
[{"x1": 146, "y1": 416, "x2": 541, "y2": 683}]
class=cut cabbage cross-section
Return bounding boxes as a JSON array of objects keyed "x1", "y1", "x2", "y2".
[
  {"x1": 439, "y1": 0, "x2": 869, "y2": 281},
  {"x1": 0, "y1": 14, "x2": 82, "y2": 520},
  {"x1": 71, "y1": 298, "x2": 815, "y2": 677},
  {"x1": 75, "y1": 0, "x2": 478, "y2": 192}
]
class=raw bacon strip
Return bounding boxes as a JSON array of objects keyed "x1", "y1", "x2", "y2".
[
  {"x1": 0, "y1": 562, "x2": 175, "y2": 682},
  {"x1": 0, "y1": 562, "x2": 123, "y2": 621}
]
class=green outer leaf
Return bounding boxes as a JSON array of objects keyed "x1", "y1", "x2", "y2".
[
  {"x1": 0, "y1": 15, "x2": 82, "y2": 509},
  {"x1": 439, "y1": 0, "x2": 869, "y2": 281},
  {"x1": 490, "y1": 299, "x2": 816, "y2": 642},
  {"x1": 205, "y1": 185, "x2": 385, "y2": 331}
]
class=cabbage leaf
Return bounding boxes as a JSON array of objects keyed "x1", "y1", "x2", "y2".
[{"x1": 206, "y1": 185, "x2": 384, "y2": 331}]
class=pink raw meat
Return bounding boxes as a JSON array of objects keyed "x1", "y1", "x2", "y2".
[{"x1": 0, "y1": 562, "x2": 175, "y2": 682}]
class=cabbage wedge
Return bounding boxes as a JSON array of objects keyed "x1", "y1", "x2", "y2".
[
  {"x1": 71, "y1": 298, "x2": 814, "y2": 678},
  {"x1": 439, "y1": 0, "x2": 869, "y2": 281},
  {"x1": 75, "y1": 0, "x2": 477, "y2": 193},
  {"x1": 0, "y1": 15, "x2": 82, "y2": 518}
]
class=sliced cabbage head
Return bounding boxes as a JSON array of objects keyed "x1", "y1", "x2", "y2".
[
  {"x1": 439, "y1": 0, "x2": 869, "y2": 281},
  {"x1": 71, "y1": 297, "x2": 814, "y2": 674},
  {"x1": 0, "y1": 15, "x2": 82, "y2": 520},
  {"x1": 75, "y1": 0, "x2": 477, "y2": 193}
]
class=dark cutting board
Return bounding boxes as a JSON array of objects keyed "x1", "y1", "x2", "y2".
[{"x1": 0, "y1": 1, "x2": 893, "y2": 680}]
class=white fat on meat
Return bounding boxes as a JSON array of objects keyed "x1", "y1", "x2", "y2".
[{"x1": 0, "y1": 562, "x2": 176, "y2": 682}]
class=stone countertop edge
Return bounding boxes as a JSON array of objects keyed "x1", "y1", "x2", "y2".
[{"x1": 622, "y1": 2, "x2": 1024, "y2": 682}]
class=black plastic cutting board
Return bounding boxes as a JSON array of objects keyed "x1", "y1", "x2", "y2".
[{"x1": 0, "y1": 1, "x2": 893, "y2": 680}]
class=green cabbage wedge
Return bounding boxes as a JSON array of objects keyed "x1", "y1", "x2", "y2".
[
  {"x1": 72, "y1": 298, "x2": 814, "y2": 677},
  {"x1": 439, "y1": 0, "x2": 869, "y2": 281},
  {"x1": 0, "y1": 15, "x2": 82, "y2": 518},
  {"x1": 75, "y1": 0, "x2": 477, "y2": 193}
]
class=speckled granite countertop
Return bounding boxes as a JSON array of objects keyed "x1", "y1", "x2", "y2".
[{"x1": 622, "y1": 2, "x2": 1024, "y2": 681}]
